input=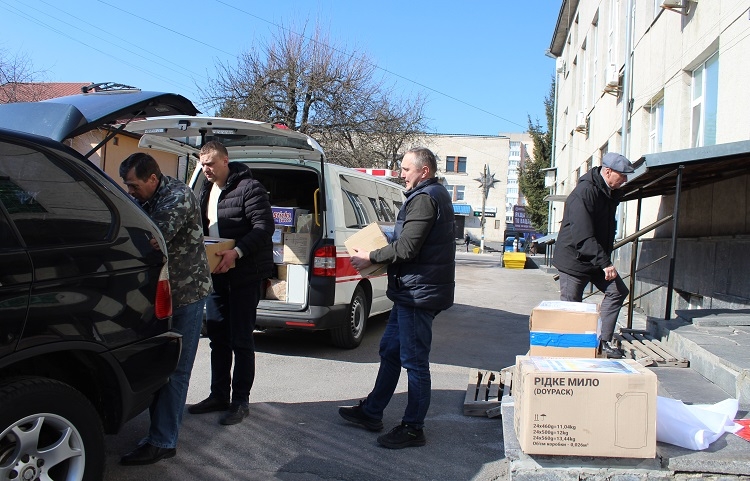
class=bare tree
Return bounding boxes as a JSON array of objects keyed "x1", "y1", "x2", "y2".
[
  {"x1": 0, "y1": 49, "x2": 49, "y2": 103},
  {"x1": 199, "y1": 22, "x2": 428, "y2": 167}
]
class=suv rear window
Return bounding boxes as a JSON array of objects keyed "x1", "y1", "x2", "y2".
[{"x1": 0, "y1": 141, "x2": 113, "y2": 247}]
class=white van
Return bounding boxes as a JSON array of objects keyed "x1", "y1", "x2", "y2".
[{"x1": 126, "y1": 116, "x2": 404, "y2": 348}]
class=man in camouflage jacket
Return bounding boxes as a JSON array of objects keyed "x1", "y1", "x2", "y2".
[{"x1": 118, "y1": 152, "x2": 212, "y2": 465}]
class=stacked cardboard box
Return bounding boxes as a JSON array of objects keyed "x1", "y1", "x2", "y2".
[
  {"x1": 529, "y1": 301, "x2": 600, "y2": 358},
  {"x1": 513, "y1": 355, "x2": 657, "y2": 458}
]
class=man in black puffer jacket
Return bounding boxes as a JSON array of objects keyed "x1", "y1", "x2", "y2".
[
  {"x1": 187, "y1": 141, "x2": 274, "y2": 425},
  {"x1": 340, "y1": 147, "x2": 455, "y2": 449},
  {"x1": 553, "y1": 152, "x2": 634, "y2": 358}
]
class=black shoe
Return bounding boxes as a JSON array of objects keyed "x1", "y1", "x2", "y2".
[
  {"x1": 120, "y1": 443, "x2": 176, "y2": 466},
  {"x1": 220, "y1": 403, "x2": 250, "y2": 425},
  {"x1": 377, "y1": 422, "x2": 426, "y2": 449},
  {"x1": 188, "y1": 396, "x2": 230, "y2": 414},
  {"x1": 600, "y1": 341, "x2": 624, "y2": 359},
  {"x1": 339, "y1": 400, "x2": 384, "y2": 432}
]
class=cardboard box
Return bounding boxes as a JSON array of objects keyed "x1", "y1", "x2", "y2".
[
  {"x1": 204, "y1": 237, "x2": 235, "y2": 273},
  {"x1": 276, "y1": 264, "x2": 288, "y2": 281},
  {"x1": 266, "y1": 279, "x2": 286, "y2": 301},
  {"x1": 513, "y1": 356, "x2": 657, "y2": 458},
  {"x1": 282, "y1": 233, "x2": 312, "y2": 264},
  {"x1": 344, "y1": 222, "x2": 394, "y2": 277},
  {"x1": 529, "y1": 301, "x2": 600, "y2": 358},
  {"x1": 272, "y1": 207, "x2": 309, "y2": 227}
]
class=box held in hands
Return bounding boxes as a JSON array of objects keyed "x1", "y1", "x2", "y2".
[
  {"x1": 344, "y1": 222, "x2": 395, "y2": 277},
  {"x1": 513, "y1": 355, "x2": 657, "y2": 458},
  {"x1": 204, "y1": 237, "x2": 235, "y2": 273},
  {"x1": 529, "y1": 300, "x2": 600, "y2": 358}
]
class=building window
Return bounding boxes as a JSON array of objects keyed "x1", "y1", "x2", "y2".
[
  {"x1": 608, "y1": 0, "x2": 618, "y2": 69},
  {"x1": 445, "y1": 156, "x2": 467, "y2": 173},
  {"x1": 455, "y1": 185, "x2": 465, "y2": 201},
  {"x1": 649, "y1": 98, "x2": 664, "y2": 153},
  {"x1": 691, "y1": 53, "x2": 719, "y2": 147},
  {"x1": 592, "y1": 14, "x2": 599, "y2": 100}
]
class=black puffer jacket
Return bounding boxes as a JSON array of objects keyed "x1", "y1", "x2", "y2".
[
  {"x1": 199, "y1": 162, "x2": 275, "y2": 283},
  {"x1": 553, "y1": 166, "x2": 622, "y2": 276}
]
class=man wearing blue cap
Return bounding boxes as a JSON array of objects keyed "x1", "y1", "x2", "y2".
[{"x1": 553, "y1": 152, "x2": 635, "y2": 358}]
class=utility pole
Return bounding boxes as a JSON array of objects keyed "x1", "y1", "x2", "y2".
[{"x1": 474, "y1": 164, "x2": 499, "y2": 254}]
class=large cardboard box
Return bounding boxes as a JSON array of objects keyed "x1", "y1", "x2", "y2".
[
  {"x1": 529, "y1": 301, "x2": 600, "y2": 358},
  {"x1": 344, "y1": 222, "x2": 394, "y2": 277},
  {"x1": 513, "y1": 356, "x2": 657, "y2": 458},
  {"x1": 204, "y1": 237, "x2": 235, "y2": 273},
  {"x1": 282, "y1": 233, "x2": 312, "y2": 264}
]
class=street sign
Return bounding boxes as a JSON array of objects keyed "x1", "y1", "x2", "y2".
[{"x1": 513, "y1": 205, "x2": 534, "y2": 232}]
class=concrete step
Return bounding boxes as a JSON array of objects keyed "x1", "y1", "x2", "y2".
[{"x1": 650, "y1": 316, "x2": 750, "y2": 408}]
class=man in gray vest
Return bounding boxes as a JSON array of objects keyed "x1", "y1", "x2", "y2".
[{"x1": 341, "y1": 147, "x2": 456, "y2": 449}]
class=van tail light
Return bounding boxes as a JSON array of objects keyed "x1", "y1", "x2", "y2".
[
  {"x1": 312, "y1": 245, "x2": 336, "y2": 277},
  {"x1": 155, "y1": 264, "x2": 173, "y2": 319}
]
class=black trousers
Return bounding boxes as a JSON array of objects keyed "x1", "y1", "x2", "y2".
[{"x1": 205, "y1": 275, "x2": 260, "y2": 405}]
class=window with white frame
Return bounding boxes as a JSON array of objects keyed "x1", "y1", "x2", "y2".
[
  {"x1": 649, "y1": 97, "x2": 664, "y2": 153},
  {"x1": 691, "y1": 53, "x2": 719, "y2": 147},
  {"x1": 580, "y1": 38, "x2": 588, "y2": 111},
  {"x1": 608, "y1": 0, "x2": 618, "y2": 69},
  {"x1": 455, "y1": 185, "x2": 465, "y2": 201},
  {"x1": 591, "y1": 14, "x2": 599, "y2": 102},
  {"x1": 445, "y1": 156, "x2": 467, "y2": 173}
]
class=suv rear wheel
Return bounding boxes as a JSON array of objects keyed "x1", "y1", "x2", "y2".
[
  {"x1": 0, "y1": 377, "x2": 104, "y2": 481},
  {"x1": 331, "y1": 286, "x2": 369, "y2": 349}
]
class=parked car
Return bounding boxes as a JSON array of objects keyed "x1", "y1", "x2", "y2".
[
  {"x1": 0, "y1": 89, "x2": 199, "y2": 480},
  {"x1": 125, "y1": 116, "x2": 405, "y2": 348}
]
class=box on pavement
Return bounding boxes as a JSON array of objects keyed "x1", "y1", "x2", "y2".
[
  {"x1": 529, "y1": 301, "x2": 600, "y2": 358},
  {"x1": 204, "y1": 237, "x2": 235, "y2": 273},
  {"x1": 344, "y1": 222, "x2": 395, "y2": 277},
  {"x1": 513, "y1": 356, "x2": 657, "y2": 458}
]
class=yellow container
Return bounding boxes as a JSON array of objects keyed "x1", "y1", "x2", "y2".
[
  {"x1": 503, "y1": 252, "x2": 526, "y2": 269},
  {"x1": 472, "y1": 247, "x2": 480, "y2": 254}
]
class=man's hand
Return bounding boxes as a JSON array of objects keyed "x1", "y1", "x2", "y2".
[
  {"x1": 213, "y1": 248, "x2": 238, "y2": 274},
  {"x1": 603, "y1": 265, "x2": 618, "y2": 281},
  {"x1": 349, "y1": 248, "x2": 372, "y2": 272}
]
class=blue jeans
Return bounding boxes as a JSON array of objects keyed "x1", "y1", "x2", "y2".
[
  {"x1": 205, "y1": 275, "x2": 260, "y2": 405},
  {"x1": 362, "y1": 303, "x2": 438, "y2": 429},
  {"x1": 558, "y1": 270, "x2": 629, "y2": 342},
  {"x1": 146, "y1": 298, "x2": 206, "y2": 448}
]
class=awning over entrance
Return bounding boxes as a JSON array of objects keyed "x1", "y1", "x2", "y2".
[
  {"x1": 534, "y1": 232, "x2": 558, "y2": 244},
  {"x1": 453, "y1": 204, "x2": 472, "y2": 216},
  {"x1": 621, "y1": 140, "x2": 750, "y2": 200}
]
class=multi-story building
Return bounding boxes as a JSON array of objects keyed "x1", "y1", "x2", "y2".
[
  {"x1": 547, "y1": 0, "x2": 750, "y2": 317},
  {"x1": 415, "y1": 133, "x2": 532, "y2": 243}
]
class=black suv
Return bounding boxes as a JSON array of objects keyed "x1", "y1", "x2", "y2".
[{"x1": 0, "y1": 89, "x2": 199, "y2": 480}]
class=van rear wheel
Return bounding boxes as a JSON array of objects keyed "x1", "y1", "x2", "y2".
[{"x1": 331, "y1": 286, "x2": 369, "y2": 349}]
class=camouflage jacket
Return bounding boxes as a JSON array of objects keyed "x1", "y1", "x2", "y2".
[{"x1": 141, "y1": 175, "x2": 212, "y2": 309}]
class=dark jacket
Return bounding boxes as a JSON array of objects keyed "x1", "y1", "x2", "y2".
[
  {"x1": 381, "y1": 178, "x2": 455, "y2": 310},
  {"x1": 142, "y1": 175, "x2": 212, "y2": 309},
  {"x1": 199, "y1": 162, "x2": 275, "y2": 283},
  {"x1": 553, "y1": 166, "x2": 622, "y2": 276}
]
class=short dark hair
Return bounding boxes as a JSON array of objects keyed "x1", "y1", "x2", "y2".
[
  {"x1": 119, "y1": 152, "x2": 161, "y2": 180},
  {"x1": 200, "y1": 140, "x2": 228, "y2": 158},
  {"x1": 406, "y1": 147, "x2": 437, "y2": 175}
]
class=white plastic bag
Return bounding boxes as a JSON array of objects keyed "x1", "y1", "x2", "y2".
[{"x1": 656, "y1": 396, "x2": 742, "y2": 450}]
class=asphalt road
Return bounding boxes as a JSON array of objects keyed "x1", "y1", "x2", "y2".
[{"x1": 103, "y1": 252, "x2": 559, "y2": 481}]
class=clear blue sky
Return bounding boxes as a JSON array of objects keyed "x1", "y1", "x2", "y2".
[{"x1": 0, "y1": 0, "x2": 560, "y2": 136}]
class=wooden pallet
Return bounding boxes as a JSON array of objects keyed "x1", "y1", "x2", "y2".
[
  {"x1": 463, "y1": 369, "x2": 501, "y2": 416},
  {"x1": 614, "y1": 329, "x2": 689, "y2": 367},
  {"x1": 463, "y1": 367, "x2": 512, "y2": 417}
]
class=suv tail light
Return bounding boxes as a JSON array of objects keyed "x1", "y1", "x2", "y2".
[
  {"x1": 312, "y1": 245, "x2": 336, "y2": 276},
  {"x1": 155, "y1": 264, "x2": 173, "y2": 319}
]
